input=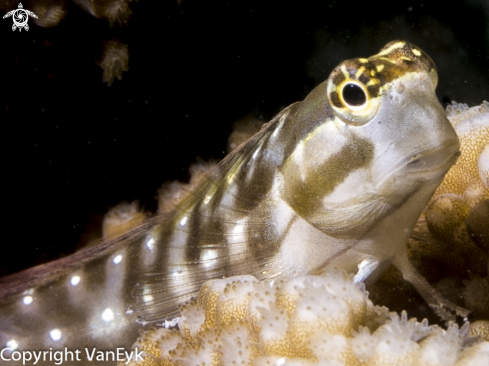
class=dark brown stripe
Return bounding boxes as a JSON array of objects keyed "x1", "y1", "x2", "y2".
[
  {"x1": 367, "y1": 84, "x2": 381, "y2": 98},
  {"x1": 330, "y1": 91, "x2": 343, "y2": 108},
  {"x1": 281, "y1": 134, "x2": 374, "y2": 221},
  {"x1": 358, "y1": 73, "x2": 370, "y2": 85},
  {"x1": 331, "y1": 71, "x2": 346, "y2": 87}
]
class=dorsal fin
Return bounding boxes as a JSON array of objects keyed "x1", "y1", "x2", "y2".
[{"x1": 129, "y1": 104, "x2": 299, "y2": 324}]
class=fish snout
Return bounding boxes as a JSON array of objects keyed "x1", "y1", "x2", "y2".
[{"x1": 403, "y1": 141, "x2": 460, "y2": 181}]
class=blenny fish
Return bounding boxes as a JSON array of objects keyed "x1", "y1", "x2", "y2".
[{"x1": 0, "y1": 41, "x2": 467, "y2": 363}]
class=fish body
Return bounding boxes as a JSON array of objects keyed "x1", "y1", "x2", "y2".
[{"x1": 0, "y1": 41, "x2": 463, "y2": 364}]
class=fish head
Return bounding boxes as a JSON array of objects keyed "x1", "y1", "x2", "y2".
[{"x1": 280, "y1": 41, "x2": 459, "y2": 241}]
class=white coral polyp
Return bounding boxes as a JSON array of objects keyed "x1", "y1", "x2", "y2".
[
  {"x1": 351, "y1": 326, "x2": 377, "y2": 362},
  {"x1": 417, "y1": 322, "x2": 467, "y2": 366},
  {"x1": 293, "y1": 282, "x2": 353, "y2": 334},
  {"x1": 178, "y1": 301, "x2": 205, "y2": 337},
  {"x1": 309, "y1": 332, "x2": 353, "y2": 365},
  {"x1": 220, "y1": 322, "x2": 255, "y2": 365},
  {"x1": 257, "y1": 302, "x2": 289, "y2": 343},
  {"x1": 248, "y1": 280, "x2": 278, "y2": 328}
]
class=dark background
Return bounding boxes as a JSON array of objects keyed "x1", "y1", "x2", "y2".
[{"x1": 1, "y1": 0, "x2": 488, "y2": 280}]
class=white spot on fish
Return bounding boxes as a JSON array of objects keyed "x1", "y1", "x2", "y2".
[
  {"x1": 70, "y1": 276, "x2": 81, "y2": 286},
  {"x1": 146, "y1": 238, "x2": 155, "y2": 249},
  {"x1": 233, "y1": 224, "x2": 244, "y2": 234},
  {"x1": 49, "y1": 329, "x2": 62, "y2": 341},
  {"x1": 227, "y1": 172, "x2": 235, "y2": 184},
  {"x1": 180, "y1": 216, "x2": 188, "y2": 226},
  {"x1": 201, "y1": 249, "x2": 218, "y2": 265},
  {"x1": 203, "y1": 195, "x2": 212, "y2": 205},
  {"x1": 22, "y1": 296, "x2": 33, "y2": 305},
  {"x1": 143, "y1": 295, "x2": 153, "y2": 302},
  {"x1": 102, "y1": 308, "x2": 114, "y2": 322},
  {"x1": 252, "y1": 146, "x2": 261, "y2": 160},
  {"x1": 113, "y1": 255, "x2": 123, "y2": 264},
  {"x1": 412, "y1": 48, "x2": 421, "y2": 56}
]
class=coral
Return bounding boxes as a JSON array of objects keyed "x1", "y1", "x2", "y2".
[
  {"x1": 99, "y1": 39, "x2": 129, "y2": 86},
  {"x1": 227, "y1": 114, "x2": 265, "y2": 153},
  {"x1": 433, "y1": 101, "x2": 489, "y2": 205},
  {"x1": 157, "y1": 159, "x2": 218, "y2": 213},
  {"x1": 462, "y1": 276, "x2": 489, "y2": 318},
  {"x1": 427, "y1": 101, "x2": 489, "y2": 238},
  {"x1": 120, "y1": 271, "x2": 488, "y2": 366},
  {"x1": 0, "y1": 0, "x2": 139, "y2": 84},
  {"x1": 103, "y1": 201, "x2": 146, "y2": 240},
  {"x1": 469, "y1": 320, "x2": 489, "y2": 342}
]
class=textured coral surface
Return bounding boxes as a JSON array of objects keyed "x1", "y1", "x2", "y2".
[{"x1": 120, "y1": 272, "x2": 489, "y2": 366}]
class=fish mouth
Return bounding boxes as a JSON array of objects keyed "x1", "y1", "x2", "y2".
[{"x1": 403, "y1": 142, "x2": 460, "y2": 180}]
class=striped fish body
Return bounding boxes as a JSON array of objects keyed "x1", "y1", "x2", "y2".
[{"x1": 0, "y1": 41, "x2": 462, "y2": 364}]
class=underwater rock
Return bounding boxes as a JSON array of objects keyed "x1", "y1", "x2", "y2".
[{"x1": 120, "y1": 271, "x2": 488, "y2": 366}]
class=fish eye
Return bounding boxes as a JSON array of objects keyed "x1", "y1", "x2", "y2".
[
  {"x1": 342, "y1": 83, "x2": 367, "y2": 108},
  {"x1": 327, "y1": 66, "x2": 380, "y2": 126}
]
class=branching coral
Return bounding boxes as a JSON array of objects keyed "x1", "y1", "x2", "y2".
[{"x1": 120, "y1": 271, "x2": 488, "y2": 366}]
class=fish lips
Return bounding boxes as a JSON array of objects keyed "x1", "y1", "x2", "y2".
[{"x1": 402, "y1": 142, "x2": 461, "y2": 182}]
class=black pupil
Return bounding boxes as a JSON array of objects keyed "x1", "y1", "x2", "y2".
[{"x1": 342, "y1": 83, "x2": 366, "y2": 106}]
